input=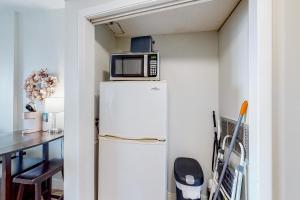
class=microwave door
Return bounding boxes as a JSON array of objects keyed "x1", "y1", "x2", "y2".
[{"x1": 111, "y1": 55, "x2": 146, "y2": 77}]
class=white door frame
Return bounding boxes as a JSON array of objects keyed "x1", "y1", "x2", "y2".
[
  {"x1": 248, "y1": 0, "x2": 273, "y2": 199},
  {"x1": 71, "y1": 0, "x2": 273, "y2": 199}
]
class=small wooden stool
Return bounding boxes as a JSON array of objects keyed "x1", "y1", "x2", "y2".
[{"x1": 13, "y1": 158, "x2": 64, "y2": 200}]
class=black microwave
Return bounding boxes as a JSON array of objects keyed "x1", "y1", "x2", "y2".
[{"x1": 110, "y1": 52, "x2": 159, "y2": 80}]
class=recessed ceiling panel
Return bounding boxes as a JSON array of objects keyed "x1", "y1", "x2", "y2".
[{"x1": 111, "y1": 0, "x2": 240, "y2": 37}]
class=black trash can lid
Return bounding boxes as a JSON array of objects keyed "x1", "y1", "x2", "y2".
[{"x1": 174, "y1": 157, "x2": 204, "y2": 186}]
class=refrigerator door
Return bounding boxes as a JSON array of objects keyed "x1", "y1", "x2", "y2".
[
  {"x1": 100, "y1": 81, "x2": 167, "y2": 140},
  {"x1": 98, "y1": 136, "x2": 167, "y2": 200}
]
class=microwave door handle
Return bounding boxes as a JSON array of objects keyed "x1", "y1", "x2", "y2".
[{"x1": 144, "y1": 54, "x2": 148, "y2": 77}]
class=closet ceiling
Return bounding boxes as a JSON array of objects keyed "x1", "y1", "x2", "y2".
[{"x1": 105, "y1": 0, "x2": 240, "y2": 37}]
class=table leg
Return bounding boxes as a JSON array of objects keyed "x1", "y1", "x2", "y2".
[
  {"x1": 1, "y1": 154, "x2": 12, "y2": 200},
  {"x1": 42, "y1": 143, "x2": 51, "y2": 199},
  {"x1": 18, "y1": 150, "x2": 24, "y2": 162},
  {"x1": 17, "y1": 151, "x2": 24, "y2": 172},
  {"x1": 43, "y1": 143, "x2": 49, "y2": 161}
]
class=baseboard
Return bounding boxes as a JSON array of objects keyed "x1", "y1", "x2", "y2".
[{"x1": 168, "y1": 192, "x2": 208, "y2": 200}]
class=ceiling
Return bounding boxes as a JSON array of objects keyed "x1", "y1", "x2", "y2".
[
  {"x1": 0, "y1": 0, "x2": 65, "y2": 10},
  {"x1": 104, "y1": 0, "x2": 240, "y2": 37}
]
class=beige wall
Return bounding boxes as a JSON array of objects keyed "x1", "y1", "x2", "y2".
[
  {"x1": 218, "y1": 0, "x2": 249, "y2": 123},
  {"x1": 94, "y1": 25, "x2": 117, "y2": 96},
  {"x1": 154, "y1": 33, "x2": 219, "y2": 197},
  {"x1": 273, "y1": 0, "x2": 300, "y2": 199}
]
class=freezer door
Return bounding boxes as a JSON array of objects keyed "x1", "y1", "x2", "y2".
[
  {"x1": 98, "y1": 136, "x2": 167, "y2": 200},
  {"x1": 100, "y1": 81, "x2": 167, "y2": 139}
]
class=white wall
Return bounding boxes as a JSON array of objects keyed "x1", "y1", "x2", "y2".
[
  {"x1": 17, "y1": 9, "x2": 65, "y2": 131},
  {"x1": 218, "y1": 0, "x2": 249, "y2": 122},
  {"x1": 17, "y1": 10, "x2": 65, "y2": 123},
  {"x1": 115, "y1": 32, "x2": 219, "y2": 197},
  {"x1": 273, "y1": 0, "x2": 300, "y2": 199},
  {"x1": 0, "y1": 11, "x2": 17, "y2": 133}
]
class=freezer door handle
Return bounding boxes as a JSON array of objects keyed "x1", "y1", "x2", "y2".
[{"x1": 99, "y1": 134, "x2": 166, "y2": 143}]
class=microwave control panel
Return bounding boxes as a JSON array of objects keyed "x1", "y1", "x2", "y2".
[{"x1": 148, "y1": 54, "x2": 158, "y2": 77}]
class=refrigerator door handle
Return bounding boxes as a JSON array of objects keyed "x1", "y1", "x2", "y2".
[{"x1": 99, "y1": 134, "x2": 166, "y2": 143}]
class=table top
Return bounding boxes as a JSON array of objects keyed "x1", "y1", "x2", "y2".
[{"x1": 0, "y1": 131, "x2": 64, "y2": 156}]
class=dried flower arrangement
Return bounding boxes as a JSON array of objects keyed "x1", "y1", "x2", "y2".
[{"x1": 24, "y1": 68, "x2": 58, "y2": 102}]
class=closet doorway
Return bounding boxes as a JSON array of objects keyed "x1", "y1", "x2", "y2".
[{"x1": 66, "y1": 0, "x2": 272, "y2": 200}]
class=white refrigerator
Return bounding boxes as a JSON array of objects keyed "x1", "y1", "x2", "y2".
[{"x1": 98, "y1": 81, "x2": 168, "y2": 200}]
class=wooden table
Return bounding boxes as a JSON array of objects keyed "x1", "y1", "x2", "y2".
[{"x1": 0, "y1": 131, "x2": 64, "y2": 200}]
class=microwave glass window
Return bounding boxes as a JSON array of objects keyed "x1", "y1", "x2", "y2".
[
  {"x1": 114, "y1": 59, "x2": 123, "y2": 74},
  {"x1": 123, "y1": 58, "x2": 143, "y2": 75}
]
